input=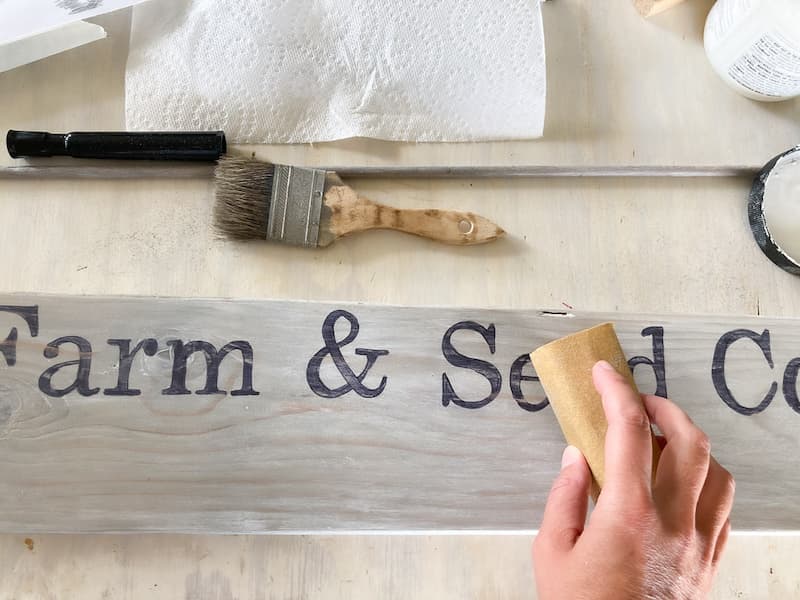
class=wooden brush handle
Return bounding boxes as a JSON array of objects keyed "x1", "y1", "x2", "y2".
[{"x1": 320, "y1": 183, "x2": 504, "y2": 246}]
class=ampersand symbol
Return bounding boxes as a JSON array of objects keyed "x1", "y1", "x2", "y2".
[{"x1": 306, "y1": 310, "x2": 389, "y2": 398}]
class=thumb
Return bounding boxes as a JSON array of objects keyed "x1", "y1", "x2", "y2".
[{"x1": 537, "y1": 446, "x2": 592, "y2": 554}]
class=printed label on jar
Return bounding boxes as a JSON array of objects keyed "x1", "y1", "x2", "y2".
[{"x1": 727, "y1": 31, "x2": 800, "y2": 98}]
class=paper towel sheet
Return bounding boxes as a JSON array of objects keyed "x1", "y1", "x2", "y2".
[{"x1": 125, "y1": 0, "x2": 546, "y2": 143}]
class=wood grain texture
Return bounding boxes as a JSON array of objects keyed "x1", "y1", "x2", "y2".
[
  {"x1": 0, "y1": 532, "x2": 795, "y2": 600},
  {"x1": 1, "y1": 1, "x2": 799, "y2": 597},
  {"x1": 0, "y1": 295, "x2": 798, "y2": 533},
  {"x1": 320, "y1": 178, "x2": 504, "y2": 246},
  {"x1": 1, "y1": 175, "x2": 796, "y2": 315}
]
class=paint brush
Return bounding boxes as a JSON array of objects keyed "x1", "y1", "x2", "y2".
[{"x1": 212, "y1": 156, "x2": 505, "y2": 247}]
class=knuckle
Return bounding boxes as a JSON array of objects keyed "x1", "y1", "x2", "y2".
[
  {"x1": 606, "y1": 483, "x2": 651, "y2": 511},
  {"x1": 552, "y1": 526, "x2": 581, "y2": 548},
  {"x1": 616, "y1": 406, "x2": 651, "y2": 432},
  {"x1": 601, "y1": 490, "x2": 654, "y2": 523},
  {"x1": 721, "y1": 518, "x2": 732, "y2": 535},
  {"x1": 538, "y1": 525, "x2": 581, "y2": 552},
  {"x1": 620, "y1": 512, "x2": 658, "y2": 541},
  {"x1": 721, "y1": 470, "x2": 736, "y2": 499},
  {"x1": 629, "y1": 498, "x2": 656, "y2": 523},
  {"x1": 630, "y1": 488, "x2": 655, "y2": 511},
  {"x1": 687, "y1": 430, "x2": 711, "y2": 456},
  {"x1": 549, "y1": 471, "x2": 580, "y2": 495},
  {"x1": 704, "y1": 493, "x2": 733, "y2": 524}
]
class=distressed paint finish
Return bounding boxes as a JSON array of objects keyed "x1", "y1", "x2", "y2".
[
  {"x1": 0, "y1": 295, "x2": 798, "y2": 533},
  {"x1": 2, "y1": 2, "x2": 800, "y2": 596}
]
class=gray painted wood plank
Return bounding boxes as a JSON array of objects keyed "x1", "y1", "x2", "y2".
[{"x1": 0, "y1": 295, "x2": 796, "y2": 533}]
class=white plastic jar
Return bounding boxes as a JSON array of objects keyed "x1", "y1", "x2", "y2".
[{"x1": 704, "y1": 0, "x2": 800, "y2": 102}]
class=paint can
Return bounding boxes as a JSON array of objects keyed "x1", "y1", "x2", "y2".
[
  {"x1": 749, "y1": 146, "x2": 800, "y2": 276},
  {"x1": 704, "y1": 0, "x2": 800, "y2": 102}
]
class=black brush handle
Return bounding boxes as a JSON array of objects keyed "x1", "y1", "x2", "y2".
[{"x1": 6, "y1": 130, "x2": 226, "y2": 161}]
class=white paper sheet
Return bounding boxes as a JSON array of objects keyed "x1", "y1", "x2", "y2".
[
  {"x1": 125, "y1": 0, "x2": 546, "y2": 143},
  {"x1": 0, "y1": 0, "x2": 150, "y2": 45},
  {"x1": 0, "y1": 20, "x2": 106, "y2": 73}
]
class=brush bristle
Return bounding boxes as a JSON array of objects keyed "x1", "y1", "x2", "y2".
[{"x1": 213, "y1": 156, "x2": 275, "y2": 240}]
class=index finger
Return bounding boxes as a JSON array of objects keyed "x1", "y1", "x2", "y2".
[{"x1": 593, "y1": 360, "x2": 654, "y2": 501}]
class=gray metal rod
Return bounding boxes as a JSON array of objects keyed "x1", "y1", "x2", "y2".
[
  {"x1": 328, "y1": 165, "x2": 760, "y2": 178},
  {"x1": 0, "y1": 164, "x2": 760, "y2": 180}
]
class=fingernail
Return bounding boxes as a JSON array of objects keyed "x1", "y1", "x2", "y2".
[
  {"x1": 595, "y1": 360, "x2": 615, "y2": 373},
  {"x1": 561, "y1": 445, "x2": 582, "y2": 469}
]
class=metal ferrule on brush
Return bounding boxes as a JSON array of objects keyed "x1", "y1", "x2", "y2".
[{"x1": 267, "y1": 165, "x2": 328, "y2": 247}]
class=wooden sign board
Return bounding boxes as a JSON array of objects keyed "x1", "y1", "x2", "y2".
[{"x1": 0, "y1": 295, "x2": 798, "y2": 533}]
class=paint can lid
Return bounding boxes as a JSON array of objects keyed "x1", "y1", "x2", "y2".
[{"x1": 749, "y1": 146, "x2": 800, "y2": 276}]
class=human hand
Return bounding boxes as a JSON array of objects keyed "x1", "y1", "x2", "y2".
[{"x1": 533, "y1": 360, "x2": 735, "y2": 600}]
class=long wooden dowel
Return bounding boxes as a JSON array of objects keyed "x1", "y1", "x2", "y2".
[{"x1": 0, "y1": 164, "x2": 759, "y2": 180}]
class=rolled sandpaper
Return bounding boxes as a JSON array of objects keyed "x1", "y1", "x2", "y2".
[{"x1": 530, "y1": 323, "x2": 660, "y2": 495}]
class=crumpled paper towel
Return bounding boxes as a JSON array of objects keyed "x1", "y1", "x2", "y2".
[{"x1": 125, "y1": 0, "x2": 546, "y2": 143}]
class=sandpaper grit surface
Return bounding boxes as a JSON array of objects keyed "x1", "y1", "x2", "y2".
[{"x1": 530, "y1": 323, "x2": 660, "y2": 492}]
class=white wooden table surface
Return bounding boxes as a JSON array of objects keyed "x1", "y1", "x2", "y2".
[{"x1": 1, "y1": 0, "x2": 799, "y2": 597}]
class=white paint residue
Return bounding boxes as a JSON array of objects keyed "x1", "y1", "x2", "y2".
[{"x1": 763, "y1": 150, "x2": 800, "y2": 263}]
